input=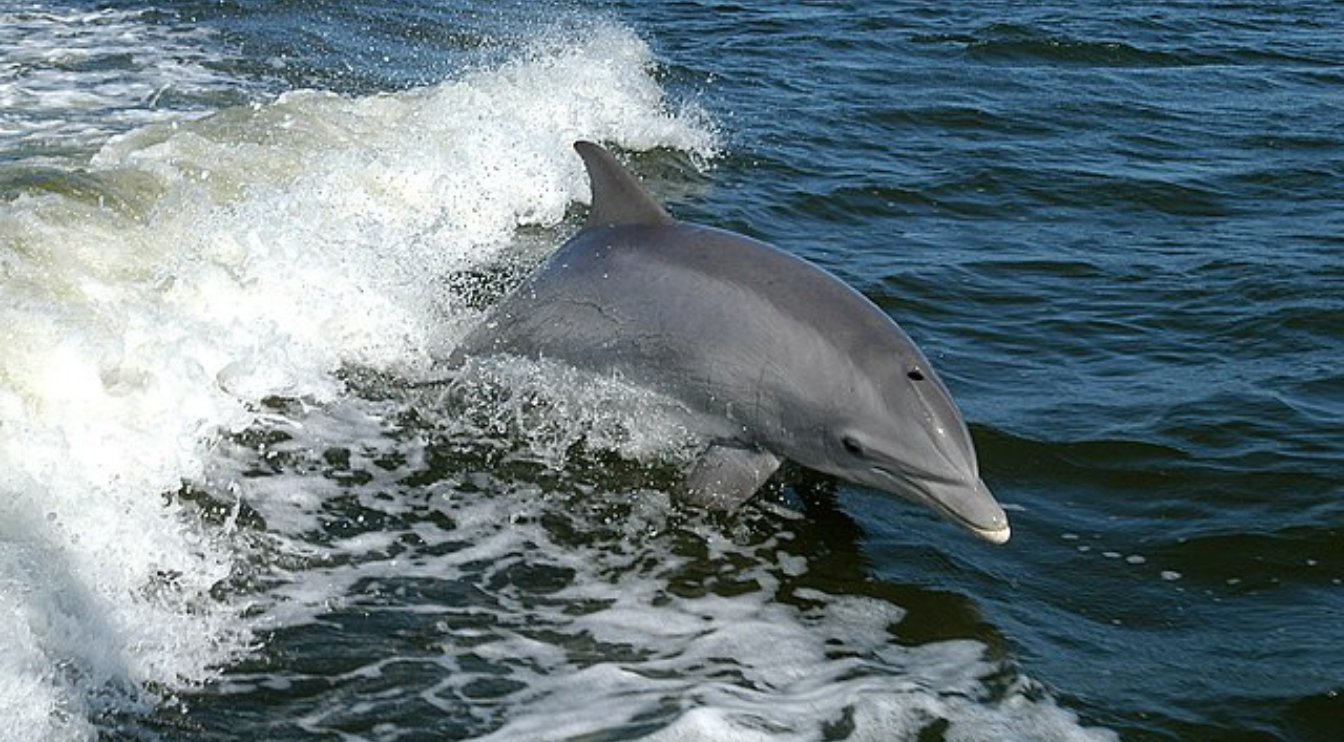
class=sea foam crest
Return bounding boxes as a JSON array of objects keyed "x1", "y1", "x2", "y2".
[{"x1": 0, "y1": 22, "x2": 714, "y2": 742}]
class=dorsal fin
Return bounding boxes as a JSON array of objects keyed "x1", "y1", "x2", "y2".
[{"x1": 574, "y1": 141, "x2": 672, "y2": 229}]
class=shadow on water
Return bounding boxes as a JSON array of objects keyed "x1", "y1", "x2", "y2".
[{"x1": 764, "y1": 470, "x2": 1002, "y2": 651}]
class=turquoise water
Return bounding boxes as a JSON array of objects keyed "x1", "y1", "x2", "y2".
[{"x1": 0, "y1": 2, "x2": 1340, "y2": 741}]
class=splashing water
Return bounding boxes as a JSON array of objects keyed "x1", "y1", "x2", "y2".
[{"x1": 0, "y1": 17, "x2": 714, "y2": 740}]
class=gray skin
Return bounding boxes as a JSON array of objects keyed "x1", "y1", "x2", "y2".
[{"x1": 452, "y1": 141, "x2": 1010, "y2": 544}]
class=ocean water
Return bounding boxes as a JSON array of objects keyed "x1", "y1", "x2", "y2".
[{"x1": 0, "y1": 1, "x2": 1340, "y2": 741}]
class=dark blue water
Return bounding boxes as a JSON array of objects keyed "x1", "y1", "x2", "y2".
[
  {"x1": 1, "y1": 1, "x2": 1340, "y2": 741},
  {"x1": 596, "y1": 6, "x2": 1344, "y2": 736}
]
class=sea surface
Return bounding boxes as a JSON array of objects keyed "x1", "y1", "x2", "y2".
[{"x1": 1, "y1": 1, "x2": 1340, "y2": 741}]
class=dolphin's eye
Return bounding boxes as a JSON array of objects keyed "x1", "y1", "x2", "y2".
[
  {"x1": 907, "y1": 368, "x2": 926, "y2": 381},
  {"x1": 841, "y1": 437, "x2": 865, "y2": 457}
]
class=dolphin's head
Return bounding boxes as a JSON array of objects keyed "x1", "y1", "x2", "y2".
[{"x1": 800, "y1": 342, "x2": 1011, "y2": 544}]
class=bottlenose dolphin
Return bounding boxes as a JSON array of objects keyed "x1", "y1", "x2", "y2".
[{"x1": 452, "y1": 142, "x2": 1010, "y2": 543}]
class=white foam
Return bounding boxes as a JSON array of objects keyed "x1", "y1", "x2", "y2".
[
  {"x1": 446, "y1": 355, "x2": 706, "y2": 470},
  {"x1": 0, "y1": 19, "x2": 714, "y2": 741}
]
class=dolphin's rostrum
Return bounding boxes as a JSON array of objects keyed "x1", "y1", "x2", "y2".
[{"x1": 453, "y1": 142, "x2": 1010, "y2": 544}]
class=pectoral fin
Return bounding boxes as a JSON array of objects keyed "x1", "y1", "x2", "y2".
[{"x1": 682, "y1": 444, "x2": 781, "y2": 511}]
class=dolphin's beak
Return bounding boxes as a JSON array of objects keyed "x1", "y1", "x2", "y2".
[
  {"x1": 876, "y1": 467, "x2": 1011, "y2": 544},
  {"x1": 925, "y1": 476, "x2": 1011, "y2": 544}
]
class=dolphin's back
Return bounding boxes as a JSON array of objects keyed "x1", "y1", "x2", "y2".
[{"x1": 457, "y1": 220, "x2": 918, "y2": 432}]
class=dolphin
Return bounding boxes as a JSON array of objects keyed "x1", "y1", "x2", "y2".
[{"x1": 452, "y1": 142, "x2": 1010, "y2": 544}]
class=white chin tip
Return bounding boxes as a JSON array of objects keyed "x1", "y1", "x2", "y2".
[{"x1": 975, "y1": 524, "x2": 1012, "y2": 545}]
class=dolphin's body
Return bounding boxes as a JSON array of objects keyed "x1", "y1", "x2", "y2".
[{"x1": 453, "y1": 142, "x2": 1010, "y2": 543}]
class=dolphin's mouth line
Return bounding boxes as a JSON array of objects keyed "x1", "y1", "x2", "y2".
[
  {"x1": 871, "y1": 463, "x2": 962, "y2": 488},
  {"x1": 870, "y1": 464, "x2": 967, "y2": 496},
  {"x1": 869, "y1": 465, "x2": 1010, "y2": 543}
]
